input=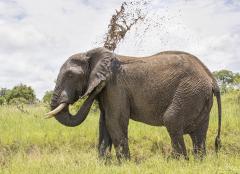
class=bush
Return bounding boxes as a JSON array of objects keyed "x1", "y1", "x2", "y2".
[
  {"x1": 9, "y1": 97, "x2": 28, "y2": 105},
  {"x1": 0, "y1": 88, "x2": 9, "y2": 97},
  {"x1": 0, "y1": 96, "x2": 6, "y2": 105},
  {"x1": 5, "y1": 84, "x2": 36, "y2": 104},
  {"x1": 42, "y1": 91, "x2": 53, "y2": 104}
]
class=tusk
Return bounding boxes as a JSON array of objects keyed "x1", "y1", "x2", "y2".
[{"x1": 44, "y1": 103, "x2": 67, "y2": 119}]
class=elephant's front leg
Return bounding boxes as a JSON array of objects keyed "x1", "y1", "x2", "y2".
[
  {"x1": 98, "y1": 111, "x2": 112, "y2": 159},
  {"x1": 105, "y1": 110, "x2": 130, "y2": 161},
  {"x1": 100, "y1": 88, "x2": 130, "y2": 161}
]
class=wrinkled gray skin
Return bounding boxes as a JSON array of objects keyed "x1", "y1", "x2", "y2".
[{"x1": 51, "y1": 47, "x2": 222, "y2": 160}]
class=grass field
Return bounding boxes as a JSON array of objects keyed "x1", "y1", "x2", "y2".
[{"x1": 0, "y1": 91, "x2": 240, "y2": 174}]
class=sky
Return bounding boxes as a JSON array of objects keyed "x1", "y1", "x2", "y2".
[{"x1": 0, "y1": 0, "x2": 240, "y2": 99}]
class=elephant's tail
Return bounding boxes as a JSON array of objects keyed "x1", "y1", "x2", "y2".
[{"x1": 213, "y1": 86, "x2": 222, "y2": 153}]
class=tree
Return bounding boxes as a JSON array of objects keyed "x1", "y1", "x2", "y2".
[
  {"x1": 0, "y1": 88, "x2": 9, "y2": 105},
  {"x1": 213, "y1": 70, "x2": 234, "y2": 85},
  {"x1": 0, "y1": 88, "x2": 9, "y2": 97},
  {"x1": 0, "y1": 96, "x2": 6, "y2": 105},
  {"x1": 42, "y1": 90, "x2": 53, "y2": 104},
  {"x1": 213, "y1": 70, "x2": 233, "y2": 93},
  {"x1": 5, "y1": 84, "x2": 36, "y2": 104},
  {"x1": 213, "y1": 70, "x2": 240, "y2": 93}
]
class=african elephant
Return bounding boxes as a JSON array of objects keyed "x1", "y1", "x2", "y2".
[{"x1": 46, "y1": 47, "x2": 222, "y2": 160}]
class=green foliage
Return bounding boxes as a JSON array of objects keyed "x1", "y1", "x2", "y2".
[
  {"x1": 213, "y1": 69, "x2": 234, "y2": 85},
  {"x1": 8, "y1": 97, "x2": 28, "y2": 105},
  {"x1": 0, "y1": 88, "x2": 9, "y2": 97},
  {"x1": 0, "y1": 91, "x2": 239, "y2": 173},
  {"x1": 0, "y1": 88, "x2": 9, "y2": 105},
  {"x1": 42, "y1": 91, "x2": 53, "y2": 104},
  {"x1": 70, "y1": 98, "x2": 99, "y2": 113},
  {"x1": 5, "y1": 84, "x2": 36, "y2": 104},
  {"x1": 0, "y1": 96, "x2": 6, "y2": 105},
  {"x1": 236, "y1": 90, "x2": 240, "y2": 103},
  {"x1": 213, "y1": 70, "x2": 240, "y2": 93},
  {"x1": 234, "y1": 73, "x2": 240, "y2": 85}
]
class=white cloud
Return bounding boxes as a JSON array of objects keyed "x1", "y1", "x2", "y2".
[
  {"x1": 117, "y1": 0, "x2": 240, "y2": 71},
  {"x1": 0, "y1": 0, "x2": 239, "y2": 98}
]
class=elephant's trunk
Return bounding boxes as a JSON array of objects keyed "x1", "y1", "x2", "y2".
[
  {"x1": 47, "y1": 82, "x2": 105, "y2": 127},
  {"x1": 53, "y1": 95, "x2": 95, "y2": 127}
]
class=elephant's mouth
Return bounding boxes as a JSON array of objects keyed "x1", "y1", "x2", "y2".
[
  {"x1": 46, "y1": 92, "x2": 81, "y2": 119},
  {"x1": 45, "y1": 102, "x2": 68, "y2": 119},
  {"x1": 45, "y1": 83, "x2": 106, "y2": 126}
]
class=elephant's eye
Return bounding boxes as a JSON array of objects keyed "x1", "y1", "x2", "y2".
[{"x1": 67, "y1": 72, "x2": 73, "y2": 78}]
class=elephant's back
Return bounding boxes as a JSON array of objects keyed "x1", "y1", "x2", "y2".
[
  {"x1": 148, "y1": 51, "x2": 216, "y2": 90},
  {"x1": 117, "y1": 51, "x2": 214, "y2": 88},
  {"x1": 153, "y1": 51, "x2": 214, "y2": 81},
  {"x1": 118, "y1": 51, "x2": 213, "y2": 80}
]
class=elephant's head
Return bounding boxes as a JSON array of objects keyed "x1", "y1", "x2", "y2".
[{"x1": 45, "y1": 47, "x2": 115, "y2": 127}]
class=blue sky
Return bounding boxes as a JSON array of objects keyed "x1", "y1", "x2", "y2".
[{"x1": 0, "y1": 0, "x2": 240, "y2": 98}]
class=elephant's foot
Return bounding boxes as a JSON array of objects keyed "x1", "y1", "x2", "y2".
[
  {"x1": 98, "y1": 147, "x2": 112, "y2": 158},
  {"x1": 98, "y1": 140, "x2": 112, "y2": 161},
  {"x1": 169, "y1": 151, "x2": 189, "y2": 160},
  {"x1": 115, "y1": 140, "x2": 131, "y2": 163}
]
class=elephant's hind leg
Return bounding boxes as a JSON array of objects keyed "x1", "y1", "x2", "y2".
[
  {"x1": 189, "y1": 96, "x2": 213, "y2": 159},
  {"x1": 189, "y1": 122, "x2": 208, "y2": 159},
  {"x1": 189, "y1": 104, "x2": 211, "y2": 159},
  {"x1": 169, "y1": 130, "x2": 188, "y2": 159},
  {"x1": 163, "y1": 106, "x2": 188, "y2": 159},
  {"x1": 98, "y1": 111, "x2": 112, "y2": 159}
]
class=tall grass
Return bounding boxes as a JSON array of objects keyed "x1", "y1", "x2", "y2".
[{"x1": 0, "y1": 91, "x2": 239, "y2": 173}]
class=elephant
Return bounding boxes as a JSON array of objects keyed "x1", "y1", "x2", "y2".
[{"x1": 46, "y1": 47, "x2": 222, "y2": 160}]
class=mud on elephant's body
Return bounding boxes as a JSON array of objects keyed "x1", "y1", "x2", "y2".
[{"x1": 47, "y1": 47, "x2": 222, "y2": 160}]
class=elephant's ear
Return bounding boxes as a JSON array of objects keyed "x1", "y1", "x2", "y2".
[{"x1": 81, "y1": 47, "x2": 114, "y2": 97}]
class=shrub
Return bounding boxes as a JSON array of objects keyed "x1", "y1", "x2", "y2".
[
  {"x1": 5, "y1": 84, "x2": 36, "y2": 104},
  {"x1": 9, "y1": 97, "x2": 28, "y2": 105},
  {"x1": 42, "y1": 91, "x2": 53, "y2": 104},
  {"x1": 0, "y1": 96, "x2": 6, "y2": 105}
]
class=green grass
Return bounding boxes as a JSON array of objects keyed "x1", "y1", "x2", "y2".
[{"x1": 0, "y1": 91, "x2": 240, "y2": 173}]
